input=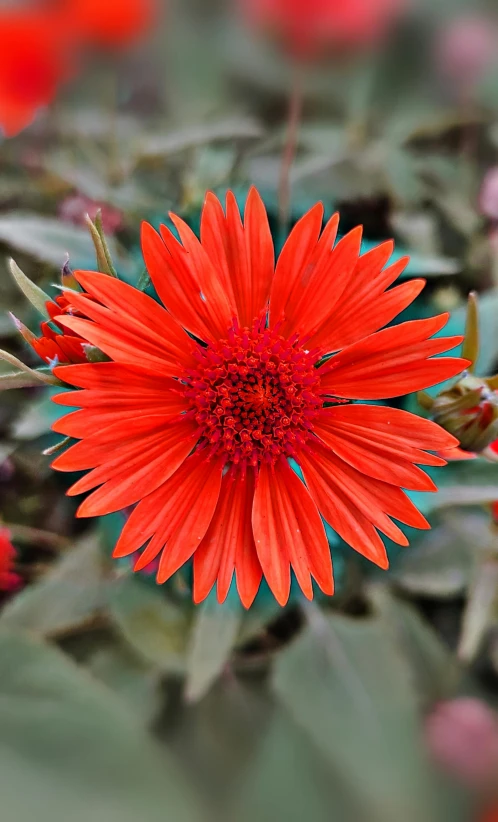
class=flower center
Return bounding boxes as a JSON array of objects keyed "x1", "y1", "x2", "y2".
[{"x1": 183, "y1": 321, "x2": 322, "y2": 466}]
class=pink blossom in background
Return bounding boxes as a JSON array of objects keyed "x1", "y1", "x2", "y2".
[
  {"x1": 425, "y1": 698, "x2": 498, "y2": 789},
  {"x1": 480, "y1": 168, "x2": 498, "y2": 222},
  {"x1": 436, "y1": 16, "x2": 498, "y2": 94},
  {"x1": 59, "y1": 194, "x2": 123, "y2": 235}
]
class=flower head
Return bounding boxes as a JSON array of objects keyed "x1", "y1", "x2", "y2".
[
  {"x1": 51, "y1": 188, "x2": 468, "y2": 607},
  {"x1": 242, "y1": 0, "x2": 406, "y2": 59},
  {"x1": 0, "y1": 528, "x2": 21, "y2": 593}
]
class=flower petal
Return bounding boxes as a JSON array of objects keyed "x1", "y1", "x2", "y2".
[
  {"x1": 269, "y1": 203, "x2": 325, "y2": 327},
  {"x1": 54, "y1": 417, "x2": 199, "y2": 517},
  {"x1": 53, "y1": 361, "x2": 175, "y2": 391},
  {"x1": 193, "y1": 464, "x2": 262, "y2": 607},
  {"x1": 71, "y1": 271, "x2": 195, "y2": 369},
  {"x1": 252, "y1": 457, "x2": 333, "y2": 605},
  {"x1": 299, "y1": 441, "x2": 430, "y2": 568},
  {"x1": 314, "y1": 405, "x2": 458, "y2": 490},
  {"x1": 319, "y1": 314, "x2": 469, "y2": 399},
  {"x1": 141, "y1": 216, "x2": 233, "y2": 341},
  {"x1": 113, "y1": 451, "x2": 224, "y2": 583},
  {"x1": 283, "y1": 224, "x2": 362, "y2": 340},
  {"x1": 200, "y1": 188, "x2": 274, "y2": 328}
]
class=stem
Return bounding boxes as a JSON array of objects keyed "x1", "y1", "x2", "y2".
[
  {"x1": 278, "y1": 69, "x2": 304, "y2": 230},
  {"x1": 5, "y1": 524, "x2": 70, "y2": 552}
]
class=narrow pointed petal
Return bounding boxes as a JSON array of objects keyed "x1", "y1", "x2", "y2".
[
  {"x1": 299, "y1": 441, "x2": 430, "y2": 568},
  {"x1": 200, "y1": 189, "x2": 274, "y2": 328},
  {"x1": 314, "y1": 405, "x2": 458, "y2": 490},
  {"x1": 269, "y1": 203, "x2": 324, "y2": 326},
  {"x1": 193, "y1": 464, "x2": 262, "y2": 607},
  {"x1": 252, "y1": 458, "x2": 333, "y2": 605},
  {"x1": 113, "y1": 452, "x2": 223, "y2": 584},
  {"x1": 319, "y1": 314, "x2": 469, "y2": 399}
]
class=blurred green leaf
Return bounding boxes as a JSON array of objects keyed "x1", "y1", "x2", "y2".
[
  {"x1": 8, "y1": 259, "x2": 51, "y2": 317},
  {"x1": 272, "y1": 606, "x2": 446, "y2": 822},
  {"x1": 229, "y1": 706, "x2": 360, "y2": 822},
  {"x1": 458, "y1": 558, "x2": 498, "y2": 664},
  {"x1": 185, "y1": 593, "x2": 242, "y2": 703},
  {"x1": 87, "y1": 643, "x2": 163, "y2": 724},
  {"x1": 0, "y1": 535, "x2": 107, "y2": 637},
  {"x1": 392, "y1": 510, "x2": 487, "y2": 598},
  {"x1": 0, "y1": 629, "x2": 201, "y2": 822},
  {"x1": 372, "y1": 589, "x2": 460, "y2": 705},
  {"x1": 0, "y1": 213, "x2": 97, "y2": 268},
  {"x1": 108, "y1": 575, "x2": 191, "y2": 674},
  {"x1": 137, "y1": 117, "x2": 263, "y2": 162}
]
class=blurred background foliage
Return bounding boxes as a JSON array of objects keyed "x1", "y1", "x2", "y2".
[{"x1": 3, "y1": 0, "x2": 498, "y2": 821}]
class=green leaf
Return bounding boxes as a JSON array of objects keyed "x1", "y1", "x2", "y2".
[
  {"x1": 458, "y1": 558, "x2": 498, "y2": 664},
  {"x1": 185, "y1": 593, "x2": 242, "y2": 702},
  {"x1": 0, "y1": 350, "x2": 60, "y2": 386},
  {"x1": 0, "y1": 535, "x2": 107, "y2": 637},
  {"x1": 0, "y1": 212, "x2": 125, "y2": 270},
  {"x1": 108, "y1": 575, "x2": 191, "y2": 674},
  {"x1": 0, "y1": 370, "x2": 51, "y2": 390},
  {"x1": 0, "y1": 629, "x2": 201, "y2": 822},
  {"x1": 392, "y1": 510, "x2": 487, "y2": 598},
  {"x1": 85, "y1": 213, "x2": 118, "y2": 277},
  {"x1": 371, "y1": 589, "x2": 461, "y2": 705},
  {"x1": 272, "y1": 605, "x2": 445, "y2": 822},
  {"x1": 229, "y1": 706, "x2": 360, "y2": 822},
  {"x1": 8, "y1": 259, "x2": 51, "y2": 317},
  {"x1": 137, "y1": 117, "x2": 263, "y2": 161},
  {"x1": 87, "y1": 643, "x2": 163, "y2": 724}
]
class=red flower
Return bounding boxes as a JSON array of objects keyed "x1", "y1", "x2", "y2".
[
  {"x1": 14, "y1": 295, "x2": 88, "y2": 366},
  {"x1": 0, "y1": 528, "x2": 21, "y2": 593},
  {"x1": 242, "y1": 0, "x2": 406, "y2": 59},
  {"x1": 50, "y1": 189, "x2": 468, "y2": 607},
  {"x1": 0, "y1": 10, "x2": 70, "y2": 138},
  {"x1": 55, "y1": 0, "x2": 155, "y2": 49},
  {"x1": 480, "y1": 809, "x2": 498, "y2": 822}
]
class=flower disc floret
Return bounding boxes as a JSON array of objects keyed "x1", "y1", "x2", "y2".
[{"x1": 183, "y1": 319, "x2": 321, "y2": 466}]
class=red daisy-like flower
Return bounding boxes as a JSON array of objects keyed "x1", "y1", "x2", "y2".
[
  {"x1": 50, "y1": 189, "x2": 468, "y2": 607},
  {"x1": 14, "y1": 295, "x2": 88, "y2": 366}
]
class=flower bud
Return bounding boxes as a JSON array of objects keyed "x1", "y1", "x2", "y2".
[
  {"x1": 419, "y1": 292, "x2": 498, "y2": 455},
  {"x1": 431, "y1": 373, "x2": 498, "y2": 453}
]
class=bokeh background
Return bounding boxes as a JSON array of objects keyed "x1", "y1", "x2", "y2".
[{"x1": 2, "y1": 1, "x2": 498, "y2": 821}]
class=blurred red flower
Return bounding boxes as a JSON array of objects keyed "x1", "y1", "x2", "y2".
[
  {"x1": 55, "y1": 0, "x2": 156, "y2": 49},
  {"x1": 0, "y1": 10, "x2": 70, "y2": 137},
  {"x1": 480, "y1": 807, "x2": 498, "y2": 822},
  {"x1": 242, "y1": 0, "x2": 406, "y2": 59},
  {"x1": 0, "y1": 528, "x2": 22, "y2": 593}
]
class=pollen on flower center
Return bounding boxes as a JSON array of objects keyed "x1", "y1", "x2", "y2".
[{"x1": 182, "y1": 319, "x2": 322, "y2": 466}]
